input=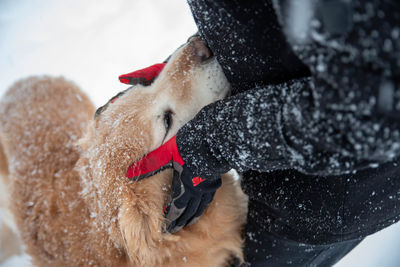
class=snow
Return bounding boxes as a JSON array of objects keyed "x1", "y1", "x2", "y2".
[
  {"x1": 378, "y1": 80, "x2": 395, "y2": 112},
  {"x1": 0, "y1": 255, "x2": 31, "y2": 267},
  {"x1": 286, "y1": 0, "x2": 315, "y2": 43},
  {"x1": 0, "y1": 0, "x2": 197, "y2": 107},
  {"x1": 0, "y1": 1, "x2": 400, "y2": 266},
  {"x1": 336, "y1": 222, "x2": 400, "y2": 267}
]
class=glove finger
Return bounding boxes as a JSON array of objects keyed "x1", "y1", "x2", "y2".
[
  {"x1": 164, "y1": 199, "x2": 186, "y2": 224},
  {"x1": 163, "y1": 191, "x2": 191, "y2": 219},
  {"x1": 163, "y1": 170, "x2": 188, "y2": 232},
  {"x1": 187, "y1": 192, "x2": 215, "y2": 227},
  {"x1": 200, "y1": 177, "x2": 222, "y2": 192},
  {"x1": 171, "y1": 169, "x2": 184, "y2": 199},
  {"x1": 174, "y1": 197, "x2": 201, "y2": 228},
  {"x1": 164, "y1": 188, "x2": 193, "y2": 231},
  {"x1": 167, "y1": 197, "x2": 201, "y2": 233},
  {"x1": 164, "y1": 202, "x2": 185, "y2": 233}
]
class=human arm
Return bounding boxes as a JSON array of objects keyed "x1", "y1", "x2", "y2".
[
  {"x1": 179, "y1": 0, "x2": 400, "y2": 176},
  {"x1": 177, "y1": 76, "x2": 400, "y2": 177}
]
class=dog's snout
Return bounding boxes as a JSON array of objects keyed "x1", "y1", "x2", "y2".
[{"x1": 188, "y1": 36, "x2": 213, "y2": 62}]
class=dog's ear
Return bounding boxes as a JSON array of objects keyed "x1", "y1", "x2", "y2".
[{"x1": 119, "y1": 63, "x2": 166, "y2": 86}]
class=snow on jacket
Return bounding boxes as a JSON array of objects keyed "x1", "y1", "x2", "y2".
[{"x1": 177, "y1": 0, "x2": 400, "y2": 177}]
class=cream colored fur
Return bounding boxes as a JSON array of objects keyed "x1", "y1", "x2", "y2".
[{"x1": 0, "y1": 38, "x2": 248, "y2": 266}]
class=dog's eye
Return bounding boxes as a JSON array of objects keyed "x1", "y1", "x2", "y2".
[{"x1": 164, "y1": 111, "x2": 173, "y2": 131}]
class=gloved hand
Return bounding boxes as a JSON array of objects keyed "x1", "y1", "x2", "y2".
[
  {"x1": 164, "y1": 162, "x2": 221, "y2": 233},
  {"x1": 126, "y1": 136, "x2": 222, "y2": 233}
]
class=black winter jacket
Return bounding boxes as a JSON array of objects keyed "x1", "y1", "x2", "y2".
[{"x1": 177, "y1": 0, "x2": 400, "y2": 177}]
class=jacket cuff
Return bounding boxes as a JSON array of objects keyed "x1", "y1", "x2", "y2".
[{"x1": 176, "y1": 121, "x2": 230, "y2": 179}]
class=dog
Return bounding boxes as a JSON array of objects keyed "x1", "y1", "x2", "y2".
[{"x1": 0, "y1": 37, "x2": 248, "y2": 266}]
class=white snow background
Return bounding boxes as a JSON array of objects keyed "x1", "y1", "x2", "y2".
[{"x1": 0, "y1": 1, "x2": 399, "y2": 266}]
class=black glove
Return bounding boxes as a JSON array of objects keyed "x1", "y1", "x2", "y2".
[{"x1": 164, "y1": 165, "x2": 221, "y2": 233}]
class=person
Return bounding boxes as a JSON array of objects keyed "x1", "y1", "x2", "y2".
[{"x1": 128, "y1": 1, "x2": 400, "y2": 266}]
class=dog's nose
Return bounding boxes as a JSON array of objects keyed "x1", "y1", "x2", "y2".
[{"x1": 188, "y1": 36, "x2": 213, "y2": 62}]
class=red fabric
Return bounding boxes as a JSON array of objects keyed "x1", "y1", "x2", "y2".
[
  {"x1": 119, "y1": 63, "x2": 166, "y2": 85},
  {"x1": 119, "y1": 77, "x2": 130, "y2": 84},
  {"x1": 192, "y1": 177, "x2": 206, "y2": 187},
  {"x1": 126, "y1": 135, "x2": 184, "y2": 179}
]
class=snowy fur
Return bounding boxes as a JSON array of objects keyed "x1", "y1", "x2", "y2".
[{"x1": 0, "y1": 38, "x2": 247, "y2": 266}]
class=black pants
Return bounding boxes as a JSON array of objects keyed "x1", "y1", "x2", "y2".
[
  {"x1": 241, "y1": 160, "x2": 400, "y2": 266},
  {"x1": 242, "y1": 200, "x2": 362, "y2": 266}
]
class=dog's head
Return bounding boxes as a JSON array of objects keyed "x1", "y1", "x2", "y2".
[{"x1": 77, "y1": 37, "x2": 230, "y2": 264}]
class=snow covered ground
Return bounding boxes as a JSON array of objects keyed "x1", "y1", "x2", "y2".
[{"x1": 0, "y1": 1, "x2": 399, "y2": 266}]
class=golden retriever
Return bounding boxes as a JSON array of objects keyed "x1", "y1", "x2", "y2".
[{"x1": 0, "y1": 37, "x2": 248, "y2": 266}]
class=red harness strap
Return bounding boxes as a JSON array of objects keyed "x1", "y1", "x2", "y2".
[
  {"x1": 126, "y1": 136, "x2": 184, "y2": 181},
  {"x1": 119, "y1": 63, "x2": 166, "y2": 86}
]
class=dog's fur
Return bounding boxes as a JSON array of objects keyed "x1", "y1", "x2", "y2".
[{"x1": 0, "y1": 38, "x2": 248, "y2": 266}]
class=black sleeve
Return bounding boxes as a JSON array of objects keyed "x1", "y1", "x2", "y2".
[
  {"x1": 178, "y1": 76, "x2": 400, "y2": 176},
  {"x1": 178, "y1": 0, "x2": 400, "y2": 177},
  {"x1": 187, "y1": 0, "x2": 310, "y2": 95}
]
